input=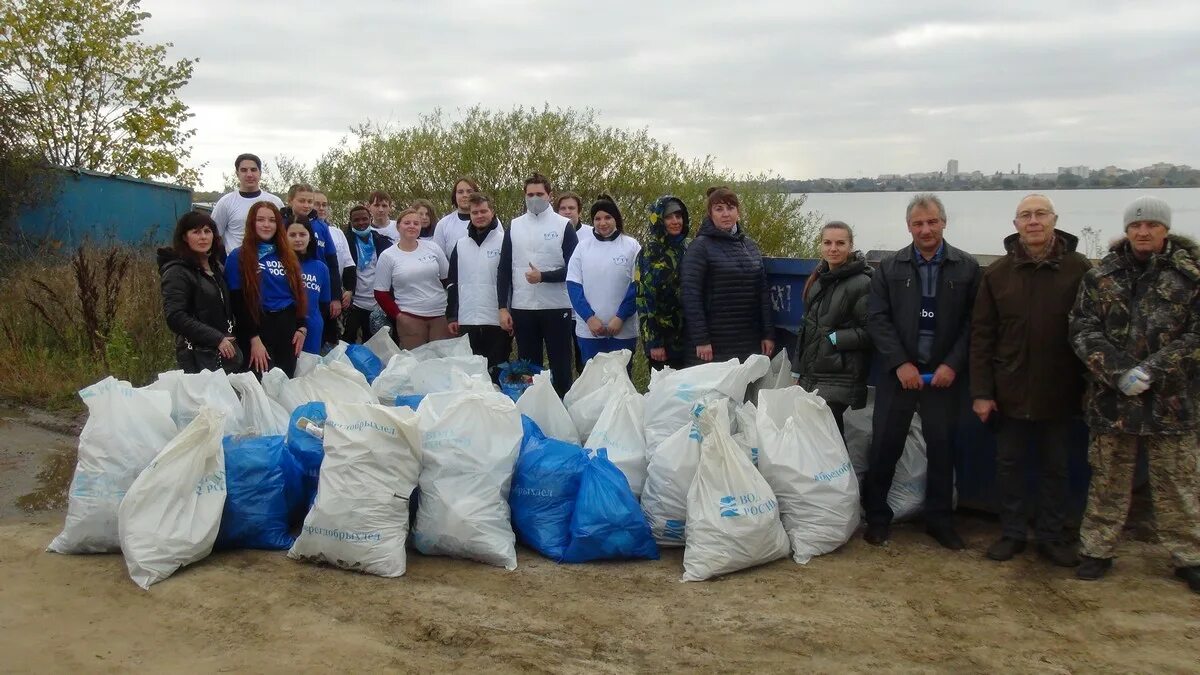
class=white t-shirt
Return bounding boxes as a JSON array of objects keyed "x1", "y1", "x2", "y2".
[
  {"x1": 374, "y1": 240, "x2": 450, "y2": 317},
  {"x1": 348, "y1": 229, "x2": 380, "y2": 310},
  {"x1": 327, "y1": 226, "x2": 354, "y2": 274},
  {"x1": 566, "y1": 232, "x2": 641, "y2": 340},
  {"x1": 432, "y1": 212, "x2": 470, "y2": 257},
  {"x1": 210, "y1": 190, "x2": 284, "y2": 253},
  {"x1": 371, "y1": 219, "x2": 399, "y2": 243}
]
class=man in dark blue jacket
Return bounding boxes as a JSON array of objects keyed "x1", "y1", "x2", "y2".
[{"x1": 864, "y1": 193, "x2": 981, "y2": 550}]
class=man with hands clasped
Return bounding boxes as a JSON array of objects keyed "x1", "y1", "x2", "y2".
[
  {"x1": 1069, "y1": 196, "x2": 1200, "y2": 592},
  {"x1": 863, "y1": 193, "x2": 981, "y2": 550}
]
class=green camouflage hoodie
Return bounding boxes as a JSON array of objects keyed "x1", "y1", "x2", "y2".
[{"x1": 1069, "y1": 234, "x2": 1200, "y2": 434}]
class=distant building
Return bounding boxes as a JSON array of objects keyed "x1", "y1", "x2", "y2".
[
  {"x1": 1100, "y1": 165, "x2": 1126, "y2": 177},
  {"x1": 1057, "y1": 165, "x2": 1091, "y2": 179},
  {"x1": 947, "y1": 159, "x2": 959, "y2": 177},
  {"x1": 1033, "y1": 173, "x2": 1059, "y2": 182}
]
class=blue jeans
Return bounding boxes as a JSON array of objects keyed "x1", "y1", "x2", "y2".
[{"x1": 577, "y1": 336, "x2": 637, "y2": 374}]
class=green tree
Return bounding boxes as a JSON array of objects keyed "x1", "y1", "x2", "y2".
[
  {"x1": 308, "y1": 105, "x2": 818, "y2": 258},
  {"x1": 0, "y1": 0, "x2": 198, "y2": 184}
]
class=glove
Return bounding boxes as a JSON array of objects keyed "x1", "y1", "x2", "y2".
[
  {"x1": 1118, "y1": 367, "x2": 1151, "y2": 396},
  {"x1": 827, "y1": 332, "x2": 837, "y2": 346}
]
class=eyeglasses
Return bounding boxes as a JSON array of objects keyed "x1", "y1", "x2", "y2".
[{"x1": 1016, "y1": 209, "x2": 1055, "y2": 221}]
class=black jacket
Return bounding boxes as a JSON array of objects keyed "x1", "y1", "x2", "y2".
[
  {"x1": 680, "y1": 219, "x2": 773, "y2": 364},
  {"x1": 344, "y1": 227, "x2": 394, "y2": 294},
  {"x1": 867, "y1": 241, "x2": 981, "y2": 375},
  {"x1": 157, "y1": 247, "x2": 236, "y2": 373},
  {"x1": 792, "y1": 252, "x2": 873, "y2": 408}
]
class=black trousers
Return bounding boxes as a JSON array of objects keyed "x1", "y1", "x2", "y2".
[
  {"x1": 648, "y1": 353, "x2": 687, "y2": 372},
  {"x1": 995, "y1": 416, "x2": 1073, "y2": 543},
  {"x1": 827, "y1": 402, "x2": 848, "y2": 440},
  {"x1": 864, "y1": 376, "x2": 960, "y2": 528},
  {"x1": 462, "y1": 324, "x2": 513, "y2": 382},
  {"x1": 342, "y1": 305, "x2": 374, "y2": 344},
  {"x1": 323, "y1": 308, "x2": 341, "y2": 347},
  {"x1": 251, "y1": 308, "x2": 299, "y2": 378},
  {"x1": 511, "y1": 308, "x2": 574, "y2": 398}
]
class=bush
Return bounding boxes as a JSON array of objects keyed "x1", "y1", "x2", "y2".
[
  {"x1": 306, "y1": 105, "x2": 820, "y2": 258},
  {"x1": 0, "y1": 243, "x2": 174, "y2": 409}
]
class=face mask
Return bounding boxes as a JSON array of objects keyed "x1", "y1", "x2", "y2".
[{"x1": 525, "y1": 196, "x2": 550, "y2": 216}]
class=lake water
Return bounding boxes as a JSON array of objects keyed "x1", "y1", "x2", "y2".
[{"x1": 794, "y1": 188, "x2": 1200, "y2": 257}]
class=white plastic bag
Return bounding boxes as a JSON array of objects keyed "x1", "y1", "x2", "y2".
[
  {"x1": 118, "y1": 407, "x2": 227, "y2": 589},
  {"x1": 643, "y1": 355, "x2": 769, "y2": 452},
  {"x1": 755, "y1": 348, "x2": 792, "y2": 390},
  {"x1": 148, "y1": 369, "x2": 243, "y2": 435},
  {"x1": 410, "y1": 335, "x2": 473, "y2": 360},
  {"x1": 730, "y1": 401, "x2": 759, "y2": 467},
  {"x1": 293, "y1": 362, "x2": 375, "y2": 405},
  {"x1": 585, "y1": 391, "x2": 648, "y2": 497},
  {"x1": 515, "y1": 371, "x2": 579, "y2": 444},
  {"x1": 414, "y1": 391, "x2": 522, "y2": 569},
  {"x1": 844, "y1": 388, "x2": 929, "y2": 522},
  {"x1": 565, "y1": 351, "x2": 637, "y2": 438},
  {"x1": 288, "y1": 403, "x2": 422, "y2": 577},
  {"x1": 682, "y1": 405, "x2": 789, "y2": 581},
  {"x1": 295, "y1": 352, "x2": 321, "y2": 378},
  {"x1": 641, "y1": 404, "x2": 708, "y2": 547},
  {"x1": 756, "y1": 387, "x2": 860, "y2": 564},
  {"x1": 409, "y1": 355, "x2": 491, "y2": 394},
  {"x1": 48, "y1": 378, "x2": 177, "y2": 554},
  {"x1": 371, "y1": 352, "x2": 421, "y2": 403},
  {"x1": 228, "y1": 371, "x2": 290, "y2": 436},
  {"x1": 364, "y1": 325, "x2": 403, "y2": 363}
]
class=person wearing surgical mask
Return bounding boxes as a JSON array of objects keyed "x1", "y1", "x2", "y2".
[{"x1": 497, "y1": 172, "x2": 579, "y2": 397}]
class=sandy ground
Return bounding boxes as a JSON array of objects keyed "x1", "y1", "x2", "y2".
[{"x1": 1, "y1": 408, "x2": 1197, "y2": 674}]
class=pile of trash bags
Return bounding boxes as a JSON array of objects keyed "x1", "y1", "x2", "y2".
[{"x1": 48, "y1": 335, "x2": 933, "y2": 588}]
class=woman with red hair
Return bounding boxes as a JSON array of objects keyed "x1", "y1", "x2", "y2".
[{"x1": 224, "y1": 201, "x2": 309, "y2": 376}]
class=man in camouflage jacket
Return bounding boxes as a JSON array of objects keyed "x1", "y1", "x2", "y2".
[{"x1": 1069, "y1": 196, "x2": 1200, "y2": 592}]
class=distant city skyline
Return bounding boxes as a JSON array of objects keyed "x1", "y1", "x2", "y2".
[{"x1": 804, "y1": 161, "x2": 1193, "y2": 182}]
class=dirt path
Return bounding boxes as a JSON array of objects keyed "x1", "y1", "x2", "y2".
[{"x1": 0, "y1": 410, "x2": 1196, "y2": 673}]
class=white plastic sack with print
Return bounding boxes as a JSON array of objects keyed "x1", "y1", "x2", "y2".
[
  {"x1": 585, "y1": 390, "x2": 648, "y2": 498},
  {"x1": 730, "y1": 400, "x2": 759, "y2": 467},
  {"x1": 413, "y1": 391, "x2": 522, "y2": 569},
  {"x1": 48, "y1": 377, "x2": 177, "y2": 554},
  {"x1": 370, "y1": 352, "x2": 420, "y2": 403},
  {"x1": 228, "y1": 371, "x2": 290, "y2": 436},
  {"x1": 564, "y1": 350, "x2": 636, "y2": 439},
  {"x1": 682, "y1": 404, "x2": 789, "y2": 581},
  {"x1": 118, "y1": 407, "x2": 227, "y2": 589},
  {"x1": 756, "y1": 387, "x2": 860, "y2": 564},
  {"x1": 294, "y1": 361, "x2": 375, "y2": 405},
  {"x1": 641, "y1": 403, "x2": 709, "y2": 547},
  {"x1": 643, "y1": 355, "x2": 769, "y2": 452},
  {"x1": 148, "y1": 368, "x2": 243, "y2": 435},
  {"x1": 410, "y1": 335, "x2": 473, "y2": 360},
  {"x1": 843, "y1": 388, "x2": 929, "y2": 522},
  {"x1": 288, "y1": 403, "x2": 422, "y2": 577},
  {"x1": 516, "y1": 370, "x2": 579, "y2": 444},
  {"x1": 755, "y1": 347, "x2": 792, "y2": 391}
]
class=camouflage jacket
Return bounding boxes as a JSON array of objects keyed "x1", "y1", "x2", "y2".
[{"x1": 1069, "y1": 234, "x2": 1200, "y2": 434}]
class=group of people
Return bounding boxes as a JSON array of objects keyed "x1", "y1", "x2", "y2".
[{"x1": 158, "y1": 151, "x2": 1198, "y2": 594}]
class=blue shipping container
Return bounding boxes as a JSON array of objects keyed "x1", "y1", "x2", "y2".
[{"x1": 14, "y1": 167, "x2": 192, "y2": 247}]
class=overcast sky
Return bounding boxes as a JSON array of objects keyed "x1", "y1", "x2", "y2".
[{"x1": 137, "y1": 0, "x2": 1200, "y2": 191}]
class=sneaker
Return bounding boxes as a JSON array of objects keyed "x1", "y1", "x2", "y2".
[
  {"x1": 986, "y1": 537, "x2": 1027, "y2": 561},
  {"x1": 1075, "y1": 555, "x2": 1113, "y2": 580},
  {"x1": 1037, "y1": 541, "x2": 1080, "y2": 568},
  {"x1": 1174, "y1": 566, "x2": 1200, "y2": 593},
  {"x1": 863, "y1": 524, "x2": 890, "y2": 546},
  {"x1": 926, "y1": 524, "x2": 966, "y2": 551}
]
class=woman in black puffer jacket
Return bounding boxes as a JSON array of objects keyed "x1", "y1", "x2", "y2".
[
  {"x1": 158, "y1": 211, "x2": 240, "y2": 373},
  {"x1": 680, "y1": 187, "x2": 774, "y2": 364},
  {"x1": 791, "y1": 221, "x2": 873, "y2": 436}
]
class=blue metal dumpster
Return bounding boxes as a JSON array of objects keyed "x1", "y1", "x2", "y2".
[
  {"x1": 13, "y1": 167, "x2": 191, "y2": 247},
  {"x1": 765, "y1": 254, "x2": 1096, "y2": 524}
]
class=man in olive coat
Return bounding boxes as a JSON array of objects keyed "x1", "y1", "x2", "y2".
[{"x1": 970, "y1": 194, "x2": 1091, "y2": 567}]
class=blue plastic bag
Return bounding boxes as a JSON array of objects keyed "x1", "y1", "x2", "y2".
[
  {"x1": 216, "y1": 435, "x2": 304, "y2": 550},
  {"x1": 520, "y1": 414, "x2": 545, "y2": 453},
  {"x1": 509, "y1": 431, "x2": 589, "y2": 561},
  {"x1": 497, "y1": 360, "x2": 543, "y2": 402},
  {"x1": 394, "y1": 394, "x2": 425, "y2": 410},
  {"x1": 346, "y1": 344, "x2": 383, "y2": 383},
  {"x1": 561, "y1": 449, "x2": 660, "y2": 563},
  {"x1": 286, "y1": 402, "x2": 326, "y2": 509}
]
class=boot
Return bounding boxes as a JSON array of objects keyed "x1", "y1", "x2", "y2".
[
  {"x1": 986, "y1": 537, "x2": 1026, "y2": 561},
  {"x1": 925, "y1": 524, "x2": 966, "y2": 551},
  {"x1": 1037, "y1": 541, "x2": 1080, "y2": 568},
  {"x1": 863, "y1": 524, "x2": 890, "y2": 547},
  {"x1": 1075, "y1": 555, "x2": 1113, "y2": 580},
  {"x1": 1174, "y1": 566, "x2": 1200, "y2": 593}
]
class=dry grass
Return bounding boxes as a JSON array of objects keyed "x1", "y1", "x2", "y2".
[{"x1": 0, "y1": 243, "x2": 175, "y2": 410}]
